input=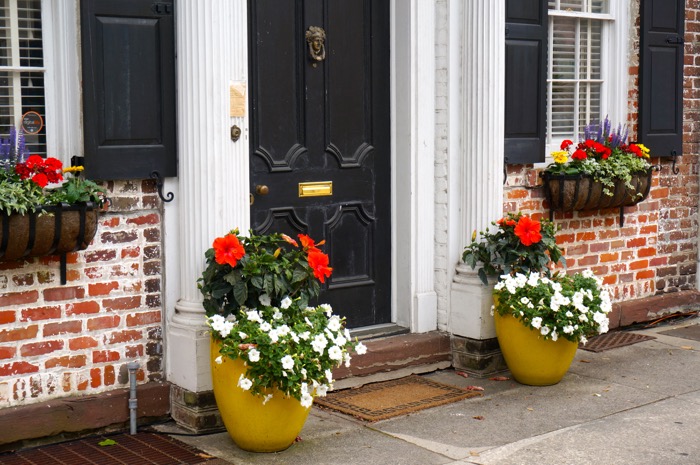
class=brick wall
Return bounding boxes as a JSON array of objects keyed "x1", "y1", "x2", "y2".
[
  {"x1": 0, "y1": 180, "x2": 164, "y2": 408},
  {"x1": 502, "y1": 1, "x2": 699, "y2": 302}
]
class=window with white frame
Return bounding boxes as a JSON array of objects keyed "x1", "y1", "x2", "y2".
[
  {"x1": 0, "y1": 0, "x2": 45, "y2": 155},
  {"x1": 547, "y1": 0, "x2": 622, "y2": 149}
]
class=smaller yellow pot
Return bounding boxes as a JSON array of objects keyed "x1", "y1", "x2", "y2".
[
  {"x1": 210, "y1": 340, "x2": 311, "y2": 452},
  {"x1": 494, "y1": 311, "x2": 578, "y2": 386}
]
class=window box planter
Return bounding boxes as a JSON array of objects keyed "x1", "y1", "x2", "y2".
[
  {"x1": 541, "y1": 168, "x2": 653, "y2": 226},
  {"x1": 0, "y1": 202, "x2": 101, "y2": 282}
]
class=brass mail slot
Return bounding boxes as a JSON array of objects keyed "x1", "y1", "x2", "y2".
[{"x1": 299, "y1": 181, "x2": 333, "y2": 197}]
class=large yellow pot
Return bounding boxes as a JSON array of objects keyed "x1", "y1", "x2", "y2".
[
  {"x1": 494, "y1": 311, "x2": 578, "y2": 386},
  {"x1": 210, "y1": 340, "x2": 311, "y2": 452}
]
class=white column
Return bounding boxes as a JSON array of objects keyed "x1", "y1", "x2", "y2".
[
  {"x1": 449, "y1": 0, "x2": 505, "y2": 340},
  {"x1": 410, "y1": 0, "x2": 437, "y2": 332},
  {"x1": 167, "y1": 1, "x2": 250, "y2": 392}
]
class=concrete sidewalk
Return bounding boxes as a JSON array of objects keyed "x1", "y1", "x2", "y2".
[{"x1": 169, "y1": 319, "x2": 700, "y2": 465}]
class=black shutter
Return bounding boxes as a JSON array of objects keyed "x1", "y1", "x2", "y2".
[
  {"x1": 639, "y1": 0, "x2": 685, "y2": 158},
  {"x1": 504, "y1": 0, "x2": 548, "y2": 164},
  {"x1": 80, "y1": 0, "x2": 176, "y2": 180}
]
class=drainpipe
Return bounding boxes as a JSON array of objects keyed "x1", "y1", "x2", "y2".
[{"x1": 127, "y1": 361, "x2": 140, "y2": 434}]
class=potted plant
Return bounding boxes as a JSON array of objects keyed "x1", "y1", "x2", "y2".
[
  {"x1": 0, "y1": 128, "x2": 106, "y2": 262},
  {"x1": 542, "y1": 117, "x2": 654, "y2": 218},
  {"x1": 462, "y1": 212, "x2": 611, "y2": 385},
  {"x1": 198, "y1": 229, "x2": 367, "y2": 452}
]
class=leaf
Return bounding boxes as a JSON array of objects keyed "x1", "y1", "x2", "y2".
[
  {"x1": 681, "y1": 345, "x2": 694, "y2": 350},
  {"x1": 488, "y1": 376, "x2": 510, "y2": 381},
  {"x1": 233, "y1": 282, "x2": 247, "y2": 305},
  {"x1": 455, "y1": 371, "x2": 469, "y2": 378},
  {"x1": 465, "y1": 385, "x2": 484, "y2": 391},
  {"x1": 98, "y1": 439, "x2": 117, "y2": 446},
  {"x1": 472, "y1": 415, "x2": 485, "y2": 420}
]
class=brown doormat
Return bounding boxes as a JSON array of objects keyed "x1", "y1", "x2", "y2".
[
  {"x1": 580, "y1": 331, "x2": 655, "y2": 353},
  {"x1": 314, "y1": 375, "x2": 482, "y2": 422},
  {"x1": 659, "y1": 324, "x2": 700, "y2": 342},
  {"x1": 0, "y1": 432, "x2": 227, "y2": 465}
]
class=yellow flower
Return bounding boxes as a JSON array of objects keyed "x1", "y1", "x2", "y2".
[
  {"x1": 551, "y1": 151, "x2": 569, "y2": 164},
  {"x1": 63, "y1": 165, "x2": 85, "y2": 174},
  {"x1": 636, "y1": 143, "x2": 651, "y2": 156}
]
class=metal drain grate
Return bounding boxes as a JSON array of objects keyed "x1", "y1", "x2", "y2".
[
  {"x1": 580, "y1": 331, "x2": 655, "y2": 353},
  {"x1": 0, "y1": 433, "x2": 227, "y2": 465}
]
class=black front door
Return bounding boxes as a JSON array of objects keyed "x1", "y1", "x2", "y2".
[{"x1": 249, "y1": 0, "x2": 391, "y2": 328}]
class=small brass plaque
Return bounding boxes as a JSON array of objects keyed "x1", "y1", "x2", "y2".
[{"x1": 299, "y1": 181, "x2": 333, "y2": 197}]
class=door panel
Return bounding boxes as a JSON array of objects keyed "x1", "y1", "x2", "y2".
[{"x1": 249, "y1": 0, "x2": 390, "y2": 328}]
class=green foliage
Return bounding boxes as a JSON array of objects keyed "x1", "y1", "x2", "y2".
[
  {"x1": 462, "y1": 212, "x2": 565, "y2": 285},
  {"x1": 198, "y1": 230, "x2": 322, "y2": 318},
  {"x1": 45, "y1": 176, "x2": 106, "y2": 205},
  {"x1": 0, "y1": 170, "x2": 44, "y2": 215}
]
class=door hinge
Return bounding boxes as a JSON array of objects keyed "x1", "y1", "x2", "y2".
[{"x1": 152, "y1": 2, "x2": 173, "y2": 15}]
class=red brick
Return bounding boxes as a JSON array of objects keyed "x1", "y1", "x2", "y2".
[
  {"x1": 635, "y1": 270, "x2": 655, "y2": 280},
  {"x1": 69, "y1": 336, "x2": 99, "y2": 350},
  {"x1": 85, "y1": 249, "x2": 118, "y2": 263},
  {"x1": 0, "y1": 311, "x2": 15, "y2": 325},
  {"x1": 12, "y1": 273, "x2": 34, "y2": 287},
  {"x1": 126, "y1": 311, "x2": 161, "y2": 327},
  {"x1": 556, "y1": 233, "x2": 575, "y2": 245},
  {"x1": 101, "y1": 231, "x2": 138, "y2": 244},
  {"x1": 576, "y1": 232, "x2": 597, "y2": 241},
  {"x1": 126, "y1": 213, "x2": 160, "y2": 226},
  {"x1": 45, "y1": 355, "x2": 87, "y2": 369},
  {"x1": 43, "y1": 321, "x2": 83, "y2": 337},
  {"x1": 104, "y1": 365, "x2": 116, "y2": 386},
  {"x1": 602, "y1": 275, "x2": 617, "y2": 285},
  {"x1": 121, "y1": 247, "x2": 141, "y2": 259},
  {"x1": 0, "y1": 346, "x2": 16, "y2": 360},
  {"x1": 87, "y1": 315, "x2": 120, "y2": 331},
  {"x1": 93, "y1": 350, "x2": 120, "y2": 363},
  {"x1": 629, "y1": 260, "x2": 649, "y2": 270},
  {"x1": 640, "y1": 225, "x2": 658, "y2": 234},
  {"x1": 91, "y1": 368, "x2": 101, "y2": 388},
  {"x1": 103, "y1": 297, "x2": 141, "y2": 311},
  {"x1": 102, "y1": 217, "x2": 120, "y2": 228},
  {"x1": 20, "y1": 306, "x2": 62, "y2": 322},
  {"x1": 43, "y1": 286, "x2": 85, "y2": 302},
  {"x1": 649, "y1": 257, "x2": 668, "y2": 267},
  {"x1": 578, "y1": 255, "x2": 598, "y2": 266},
  {"x1": 0, "y1": 361, "x2": 39, "y2": 376},
  {"x1": 77, "y1": 377, "x2": 89, "y2": 391},
  {"x1": 20, "y1": 340, "x2": 64, "y2": 357},
  {"x1": 125, "y1": 345, "x2": 144, "y2": 357},
  {"x1": 600, "y1": 253, "x2": 619, "y2": 263},
  {"x1": 0, "y1": 325, "x2": 38, "y2": 343},
  {"x1": 88, "y1": 282, "x2": 119, "y2": 296},
  {"x1": 66, "y1": 301, "x2": 101, "y2": 315},
  {"x1": 637, "y1": 247, "x2": 657, "y2": 258},
  {"x1": 626, "y1": 237, "x2": 647, "y2": 248},
  {"x1": 0, "y1": 291, "x2": 38, "y2": 307},
  {"x1": 589, "y1": 242, "x2": 610, "y2": 253},
  {"x1": 108, "y1": 330, "x2": 142, "y2": 344}
]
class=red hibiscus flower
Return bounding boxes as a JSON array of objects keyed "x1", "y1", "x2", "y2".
[
  {"x1": 213, "y1": 233, "x2": 245, "y2": 267},
  {"x1": 298, "y1": 234, "x2": 316, "y2": 250},
  {"x1": 307, "y1": 249, "x2": 332, "y2": 283},
  {"x1": 497, "y1": 217, "x2": 516, "y2": 227},
  {"x1": 571, "y1": 149, "x2": 588, "y2": 160},
  {"x1": 514, "y1": 216, "x2": 542, "y2": 246},
  {"x1": 560, "y1": 139, "x2": 574, "y2": 150}
]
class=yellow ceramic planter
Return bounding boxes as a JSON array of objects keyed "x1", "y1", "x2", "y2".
[
  {"x1": 494, "y1": 311, "x2": 578, "y2": 386},
  {"x1": 210, "y1": 340, "x2": 311, "y2": 452}
]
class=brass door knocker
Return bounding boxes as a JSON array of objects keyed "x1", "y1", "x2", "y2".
[{"x1": 306, "y1": 26, "x2": 326, "y2": 62}]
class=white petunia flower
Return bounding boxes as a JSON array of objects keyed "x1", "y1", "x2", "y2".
[
  {"x1": 246, "y1": 310, "x2": 262, "y2": 323},
  {"x1": 527, "y1": 272, "x2": 540, "y2": 287},
  {"x1": 268, "y1": 329, "x2": 280, "y2": 343},
  {"x1": 248, "y1": 348, "x2": 260, "y2": 363},
  {"x1": 312, "y1": 334, "x2": 328, "y2": 354},
  {"x1": 494, "y1": 281, "x2": 505, "y2": 291},
  {"x1": 316, "y1": 384, "x2": 329, "y2": 397},
  {"x1": 281, "y1": 355, "x2": 295, "y2": 371},
  {"x1": 239, "y1": 331, "x2": 248, "y2": 340},
  {"x1": 582, "y1": 269, "x2": 594, "y2": 278},
  {"x1": 259, "y1": 321, "x2": 272, "y2": 332},
  {"x1": 300, "y1": 392, "x2": 313, "y2": 408},
  {"x1": 520, "y1": 297, "x2": 531, "y2": 305},
  {"x1": 237, "y1": 374, "x2": 252, "y2": 391},
  {"x1": 262, "y1": 394, "x2": 273, "y2": 405},
  {"x1": 540, "y1": 326, "x2": 551, "y2": 336},
  {"x1": 531, "y1": 317, "x2": 543, "y2": 329},
  {"x1": 355, "y1": 342, "x2": 367, "y2": 355},
  {"x1": 320, "y1": 303, "x2": 333, "y2": 316},
  {"x1": 343, "y1": 352, "x2": 352, "y2": 368},
  {"x1": 327, "y1": 315, "x2": 342, "y2": 332},
  {"x1": 258, "y1": 294, "x2": 272, "y2": 306},
  {"x1": 334, "y1": 334, "x2": 347, "y2": 347},
  {"x1": 325, "y1": 368, "x2": 334, "y2": 383},
  {"x1": 551, "y1": 331, "x2": 558, "y2": 341},
  {"x1": 273, "y1": 309, "x2": 283, "y2": 320},
  {"x1": 215, "y1": 355, "x2": 223, "y2": 365},
  {"x1": 299, "y1": 331, "x2": 311, "y2": 341},
  {"x1": 280, "y1": 296, "x2": 292, "y2": 309},
  {"x1": 328, "y1": 345, "x2": 343, "y2": 361}
]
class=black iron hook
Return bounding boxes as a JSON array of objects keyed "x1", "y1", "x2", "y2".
[
  {"x1": 503, "y1": 156, "x2": 509, "y2": 185},
  {"x1": 150, "y1": 171, "x2": 174, "y2": 203},
  {"x1": 670, "y1": 151, "x2": 680, "y2": 175}
]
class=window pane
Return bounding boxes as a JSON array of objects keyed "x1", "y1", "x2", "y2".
[
  {"x1": 18, "y1": 0, "x2": 42, "y2": 68},
  {"x1": 552, "y1": 17, "x2": 576, "y2": 80},
  {"x1": 578, "y1": 82, "x2": 601, "y2": 133},
  {"x1": 0, "y1": 0, "x2": 9, "y2": 66},
  {"x1": 551, "y1": 82, "x2": 575, "y2": 137},
  {"x1": 549, "y1": 0, "x2": 608, "y2": 13},
  {"x1": 0, "y1": 70, "x2": 12, "y2": 134},
  {"x1": 579, "y1": 19, "x2": 601, "y2": 80}
]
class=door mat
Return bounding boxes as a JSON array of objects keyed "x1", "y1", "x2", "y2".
[
  {"x1": 0, "y1": 432, "x2": 227, "y2": 465},
  {"x1": 580, "y1": 331, "x2": 655, "y2": 353},
  {"x1": 659, "y1": 324, "x2": 700, "y2": 342},
  {"x1": 314, "y1": 375, "x2": 482, "y2": 422}
]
